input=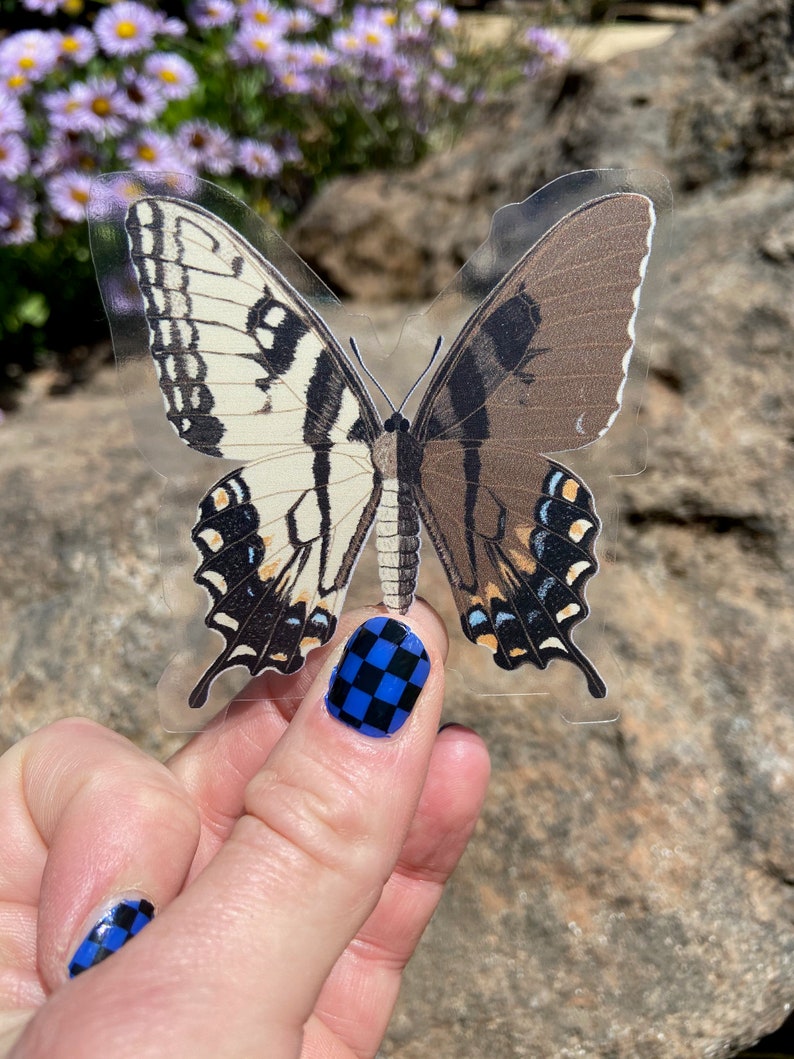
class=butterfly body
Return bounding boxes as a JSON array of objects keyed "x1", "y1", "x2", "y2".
[
  {"x1": 372, "y1": 412, "x2": 422, "y2": 612},
  {"x1": 108, "y1": 182, "x2": 660, "y2": 710}
]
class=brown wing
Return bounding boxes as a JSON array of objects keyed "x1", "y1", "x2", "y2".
[
  {"x1": 412, "y1": 193, "x2": 655, "y2": 449},
  {"x1": 415, "y1": 446, "x2": 605, "y2": 696},
  {"x1": 412, "y1": 193, "x2": 657, "y2": 697}
]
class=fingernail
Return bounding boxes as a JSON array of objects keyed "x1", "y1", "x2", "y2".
[
  {"x1": 325, "y1": 616, "x2": 430, "y2": 738},
  {"x1": 68, "y1": 898, "x2": 155, "y2": 978}
]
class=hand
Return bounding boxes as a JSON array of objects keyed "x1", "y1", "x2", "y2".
[{"x1": 0, "y1": 603, "x2": 490, "y2": 1058}]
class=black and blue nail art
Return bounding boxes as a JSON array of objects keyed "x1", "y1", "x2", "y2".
[
  {"x1": 325, "y1": 617, "x2": 430, "y2": 738},
  {"x1": 68, "y1": 897, "x2": 155, "y2": 978}
]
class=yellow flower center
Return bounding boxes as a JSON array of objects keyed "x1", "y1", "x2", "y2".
[
  {"x1": 62, "y1": 0, "x2": 84, "y2": 15},
  {"x1": 7, "y1": 74, "x2": 26, "y2": 89},
  {"x1": 383, "y1": 12, "x2": 398, "y2": 25},
  {"x1": 159, "y1": 69, "x2": 178, "y2": 83},
  {"x1": 62, "y1": 36, "x2": 79, "y2": 53},
  {"x1": 364, "y1": 30, "x2": 381, "y2": 45},
  {"x1": 138, "y1": 145, "x2": 157, "y2": 162},
  {"x1": 116, "y1": 20, "x2": 137, "y2": 39},
  {"x1": 92, "y1": 97, "x2": 111, "y2": 116},
  {"x1": 71, "y1": 187, "x2": 89, "y2": 205},
  {"x1": 19, "y1": 56, "x2": 36, "y2": 70}
]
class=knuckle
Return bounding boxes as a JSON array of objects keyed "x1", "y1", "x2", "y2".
[{"x1": 242, "y1": 757, "x2": 377, "y2": 888}]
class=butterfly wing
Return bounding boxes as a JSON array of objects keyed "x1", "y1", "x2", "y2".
[
  {"x1": 125, "y1": 196, "x2": 382, "y2": 707},
  {"x1": 412, "y1": 193, "x2": 657, "y2": 697}
]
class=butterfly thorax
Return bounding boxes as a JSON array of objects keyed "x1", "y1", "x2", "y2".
[{"x1": 372, "y1": 414, "x2": 422, "y2": 614}]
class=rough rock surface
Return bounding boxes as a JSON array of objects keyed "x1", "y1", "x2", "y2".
[{"x1": 2, "y1": 0, "x2": 794, "y2": 1055}]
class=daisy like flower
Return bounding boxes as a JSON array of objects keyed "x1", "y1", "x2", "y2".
[
  {"x1": 47, "y1": 169, "x2": 93, "y2": 223},
  {"x1": 237, "y1": 138, "x2": 281, "y2": 178},
  {"x1": 0, "y1": 30, "x2": 61, "y2": 87},
  {"x1": 120, "y1": 70, "x2": 167, "y2": 122},
  {"x1": 190, "y1": 0, "x2": 236, "y2": 28},
  {"x1": 94, "y1": 2, "x2": 159, "y2": 57},
  {"x1": 525, "y1": 27, "x2": 570, "y2": 65},
  {"x1": 22, "y1": 0, "x2": 61, "y2": 13},
  {"x1": 34, "y1": 134, "x2": 97, "y2": 178},
  {"x1": 0, "y1": 134, "x2": 29, "y2": 179},
  {"x1": 0, "y1": 182, "x2": 36, "y2": 246},
  {"x1": 0, "y1": 91, "x2": 25, "y2": 135},
  {"x1": 286, "y1": 9, "x2": 317, "y2": 34},
  {"x1": 239, "y1": 0, "x2": 290, "y2": 34},
  {"x1": 415, "y1": 1, "x2": 458, "y2": 29},
  {"x1": 231, "y1": 22, "x2": 287, "y2": 66},
  {"x1": 143, "y1": 53, "x2": 198, "y2": 100},
  {"x1": 120, "y1": 130, "x2": 189, "y2": 172},
  {"x1": 305, "y1": 0, "x2": 338, "y2": 16},
  {"x1": 152, "y1": 14, "x2": 187, "y2": 38},
  {"x1": 274, "y1": 65, "x2": 313, "y2": 96},
  {"x1": 176, "y1": 120, "x2": 235, "y2": 175},
  {"x1": 56, "y1": 26, "x2": 97, "y2": 66},
  {"x1": 47, "y1": 77, "x2": 129, "y2": 139}
]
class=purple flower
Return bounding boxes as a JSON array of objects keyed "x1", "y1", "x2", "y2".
[
  {"x1": 176, "y1": 120, "x2": 235, "y2": 175},
  {"x1": 415, "y1": 1, "x2": 458, "y2": 29},
  {"x1": 274, "y1": 66, "x2": 314, "y2": 95},
  {"x1": 0, "y1": 30, "x2": 61, "y2": 90},
  {"x1": 432, "y1": 45, "x2": 456, "y2": 70},
  {"x1": 22, "y1": 0, "x2": 61, "y2": 13},
  {"x1": 0, "y1": 91, "x2": 25, "y2": 135},
  {"x1": 120, "y1": 70, "x2": 167, "y2": 122},
  {"x1": 286, "y1": 9, "x2": 317, "y2": 34},
  {"x1": 47, "y1": 169, "x2": 93, "y2": 223},
  {"x1": 239, "y1": 1, "x2": 291, "y2": 34},
  {"x1": 189, "y1": 0, "x2": 236, "y2": 28},
  {"x1": 333, "y1": 11, "x2": 395, "y2": 60},
  {"x1": 46, "y1": 76, "x2": 129, "y2": 139},
  {"x1": 231, "y1": 22, "x2": 287, "y2": 66},
  {"x1": 0, "y1": 133, "x2": 29, "y2": 179},
  {"x1": 152, "y1": 13, "x2": 188, "y2": 38},
  {"x1": 55, "y1": 26, "x2": 97, "y2": 66},
  {"x1": 0, "y1": 181, "x2": 36, "y2": 246},
  {"x1": 120, "y1": 130, "x2": 189, "y2": 172},
  {"x1": 305, "y1": 0, "x2": 338, "y2": 16},
  {"x1": 305, "y1": 43, "x2": 335, "y2": 69},
  {"x1": 524, "y1": 26, "x2": 570, "y2": 65},
  {"x1": 143, "y1": 53, "x2": 198, "y2": 100},
  {"x1": 94, "y1": 2, "x2": 159, "y2": 57},
  {"x1": 237, "y1": 138, "x2": 281, "y2": 178},
  {"x1": 34, "y1": 135, "x2": 98, "y2": 177}
]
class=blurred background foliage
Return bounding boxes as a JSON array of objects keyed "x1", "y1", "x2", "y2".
[{"x1": 0, "y1": 0, "x2": 572, "y2": 405}]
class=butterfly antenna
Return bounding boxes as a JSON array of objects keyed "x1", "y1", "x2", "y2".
[
  {"x1": 349, "y1": 336, "x2": 395, "y2": 412},
  {"x1": 397, "y1": 334, "x2": 444, "y2": 415}
]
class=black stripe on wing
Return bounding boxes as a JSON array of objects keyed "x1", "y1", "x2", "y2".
[
  {"x1": 460, "y1": 466, "x2": 605, "y2": 698},
  {"x1": 416, "y1": 450, "x2": 606, "y2": 697},
  {"x1": 189, "y1": 467, "x2": 338, "y2": 709},
  {"x1": 125, "y1": 197, "x2": 381, "y2": 460}
]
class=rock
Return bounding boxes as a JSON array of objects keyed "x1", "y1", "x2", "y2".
[{"x1": 2, "y1": 0, "x2": 794, "y2": 1055}]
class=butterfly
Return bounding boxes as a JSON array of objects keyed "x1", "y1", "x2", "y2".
[{"x1": 104, "y1": 176, "x2": 657, "y2": 710}]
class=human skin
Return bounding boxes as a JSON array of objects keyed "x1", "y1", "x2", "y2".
[{"x1": 0, "y1": 601, "x2": 491, "y2": 1059}]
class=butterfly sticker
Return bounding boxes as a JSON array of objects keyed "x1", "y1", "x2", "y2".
[{"x1": 89, "y1": 171, "x2": 666, "y2": 716}]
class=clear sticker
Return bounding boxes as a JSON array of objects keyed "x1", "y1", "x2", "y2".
[{"x1": 88, "y1": 169, "x2": 671, "y2": 731}]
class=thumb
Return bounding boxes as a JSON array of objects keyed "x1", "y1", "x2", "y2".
[{"x1": 15, "y1": 605, "x2": 447, "y2": 1059}]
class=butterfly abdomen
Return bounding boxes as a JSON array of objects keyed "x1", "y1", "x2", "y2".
[{"x1": 373, "y1": 422, "x2": 422, "y2": 613}]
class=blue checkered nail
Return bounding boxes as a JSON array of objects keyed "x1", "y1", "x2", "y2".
[
  {"x1": 68, "y1": 898, "x2": 155, "y2": 978},
  {"x1": 325, "y1": 617, "x2": 430, "y2": 738}
]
